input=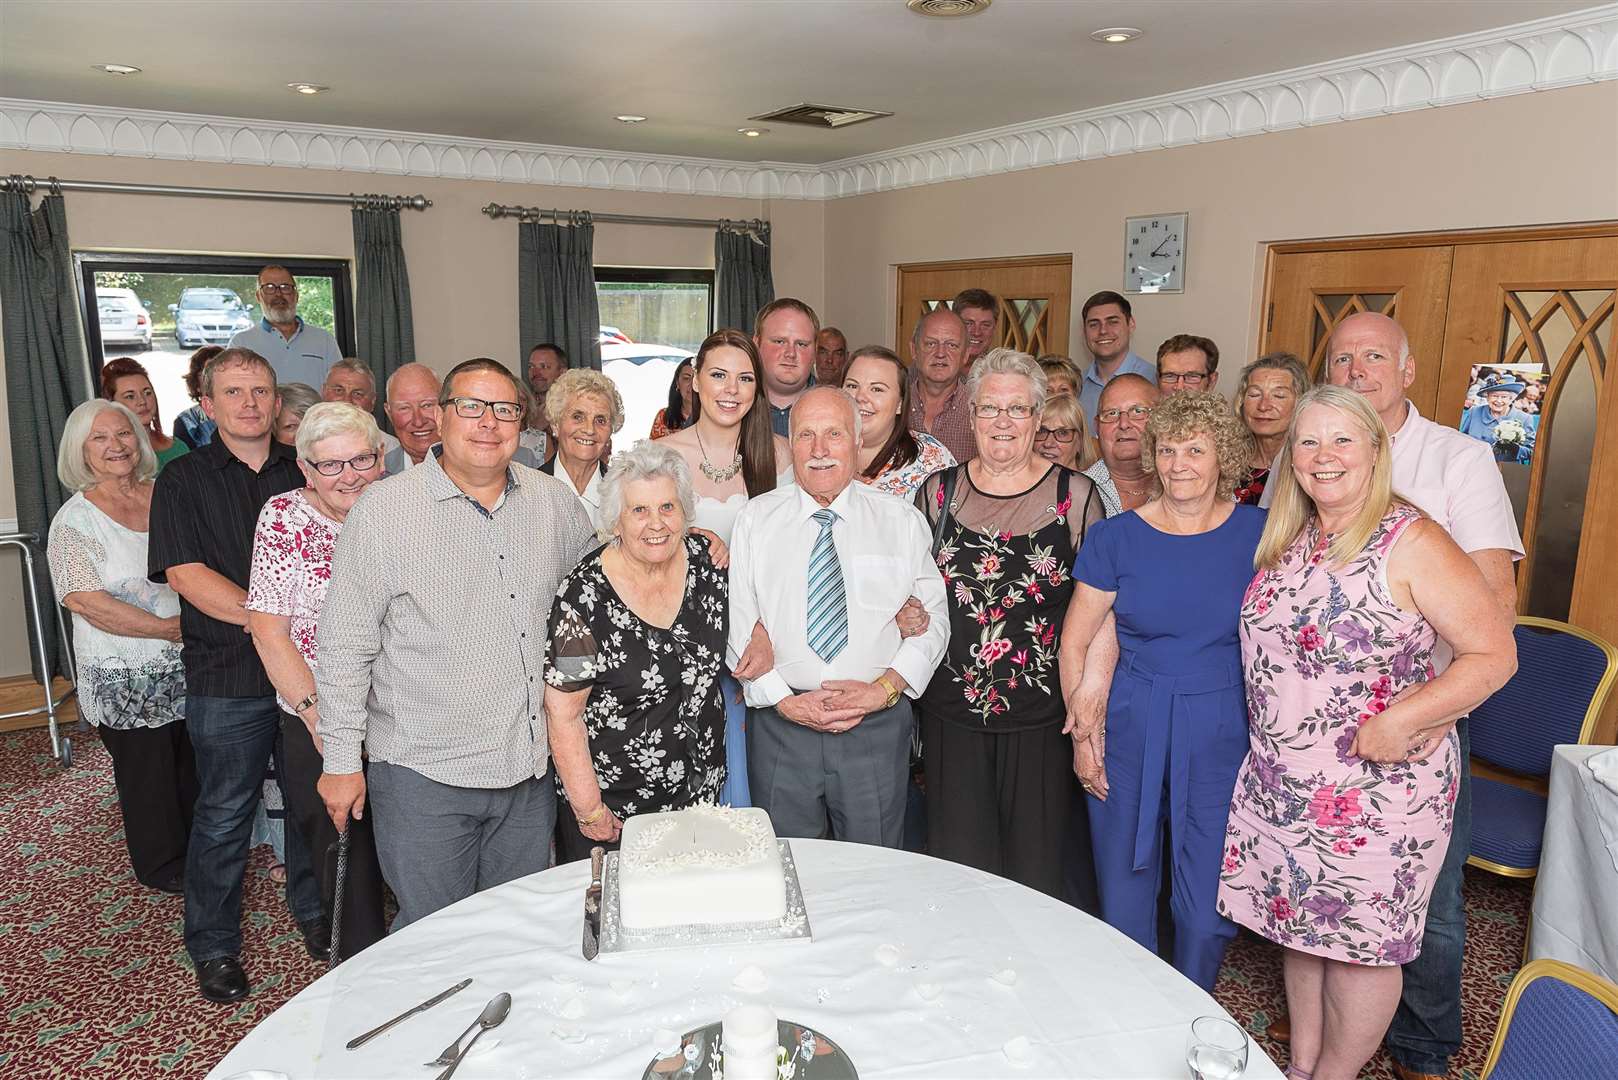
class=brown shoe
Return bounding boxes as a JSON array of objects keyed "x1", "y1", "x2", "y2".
[
  {"x1": 1390, "y1": 1062, "x2": 1447, "y2": 1080},
  {"x1": 1266, "y1": 1011, "x2": 1291, "y2": 1044}
]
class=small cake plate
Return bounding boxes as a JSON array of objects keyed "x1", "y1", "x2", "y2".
[
  {"x1": 600, "y1": 840, "x2": 812, "y2": 955},
  {"x1": 641, "y1": 1018, "x2": 857, "y2": 1079}
]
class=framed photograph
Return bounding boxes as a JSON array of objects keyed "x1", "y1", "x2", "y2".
[{"x1": 1457, "y1": 362, "x2": 1548, "y2": 465}]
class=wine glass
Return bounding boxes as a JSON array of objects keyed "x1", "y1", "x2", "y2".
[{"x1": 1186, "y1": 1015, "x2": 1249, "y2": 1080}]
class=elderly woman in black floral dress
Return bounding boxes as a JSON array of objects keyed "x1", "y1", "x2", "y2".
[
  {"x1": 915, "y1": 348, "x2": 1109, "y2": 900},
  {"x1": 544, "y1": 440, "x2": 729, "y2": 863}
]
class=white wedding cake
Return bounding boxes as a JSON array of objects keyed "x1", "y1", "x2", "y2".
[{"x1": 618, "y1": 805, "x2": 787, "y2": 931}]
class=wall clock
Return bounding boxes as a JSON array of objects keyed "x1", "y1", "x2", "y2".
[{"x1": 1124, "y1": 212, "x2": 1187, "y2": 294}]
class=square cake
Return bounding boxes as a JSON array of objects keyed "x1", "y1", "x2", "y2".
[{"x1": 617, "y1": 805, "x2": 786, "y2": 931}]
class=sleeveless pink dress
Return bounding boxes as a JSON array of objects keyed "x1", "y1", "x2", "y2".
[{"x1": 1217, "y1": 506, "x2": 1459, "y2": 966}]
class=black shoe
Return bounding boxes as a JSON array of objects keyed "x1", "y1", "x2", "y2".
[
  {"x1": 153, "y1": 871, "x2": 185, "y2": 896},
  {"x1": 299, "y1": 916, "x2": 331, "y2": 961},
  {"x1": 196, "y1": 956, "x2": 248, "y2": 1003}
]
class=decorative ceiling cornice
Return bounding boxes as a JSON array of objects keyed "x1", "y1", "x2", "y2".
[{"x1": 1, "y1": 5, "x2": 1611, "y2": 202}]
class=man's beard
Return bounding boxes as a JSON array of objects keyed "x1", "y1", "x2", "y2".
[{"x1": 264, "y1": 303, "x2": 297, "y2": 326}]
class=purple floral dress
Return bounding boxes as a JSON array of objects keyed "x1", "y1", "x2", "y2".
[{"x1": 1217, "y1": 506, "x2": 1459, "y2": 966}]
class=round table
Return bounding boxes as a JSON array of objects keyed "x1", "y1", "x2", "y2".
[{"x1": 209, "y1": 840, "x2": 1282, "y2": 1079}]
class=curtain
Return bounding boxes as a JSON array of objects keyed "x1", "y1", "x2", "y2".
[
  {"x1": 517, "y1": 213, "x2": 601, "y2": 371},
  {"x1": 0, "y1": 191, "x2": 89, "y2": 681},
  {"x1": 714, "y1": 222, "x2": 774, "y2": 333},
  {"x1": 351, "y1": 201, "x2": 416, "y2": 424}
]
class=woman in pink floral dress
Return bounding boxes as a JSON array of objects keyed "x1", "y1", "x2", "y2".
[{"x1": 1218, "y1": 387, "x2": 1515, "y2": 1080}]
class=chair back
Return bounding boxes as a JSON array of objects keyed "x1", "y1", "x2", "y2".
[
  {"x1": 1469, "y1": 618, "x2": 1617, "y2": 777},
  {"x1": 1482, "y1": 959, "x2": 1618, "y2": 1079}
]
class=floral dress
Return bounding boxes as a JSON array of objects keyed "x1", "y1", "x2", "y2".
[
  {"x1": 245, "y1": 489, "x2": 341, "y2": 713},
  {"x1": 544, "y1": 535, "x2": 728, "y2": 818},
  {"x1": 1217, "y1": 505, "x2": 1458, "y2": 966},
  {"x1": 862, "y1": 432, "x2": 956, "y2": 501}
]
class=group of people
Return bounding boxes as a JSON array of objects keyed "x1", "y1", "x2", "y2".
[{"x1": 47, "y1": 263, "x2": 1522, "y2": 1080}]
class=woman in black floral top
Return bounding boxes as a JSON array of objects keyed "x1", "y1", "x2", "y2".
[
  {"x1": 916, "y1": 349, "x2": 1105, "y2": 900},
  {"x1": 544, "y1": 442, "x2": 728, "y2": 863}
]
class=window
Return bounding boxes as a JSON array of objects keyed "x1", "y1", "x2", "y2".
[
  {"x1": 75, "y1": 252, "x2": 354, "y2": 437},
  {"x1": 594, "y1": 266, "x2": 713, "y2": 441}
]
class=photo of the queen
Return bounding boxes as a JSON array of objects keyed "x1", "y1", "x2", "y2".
[{"x1": 1458, "y1": 364, "x2": 1543, "y2": 464}]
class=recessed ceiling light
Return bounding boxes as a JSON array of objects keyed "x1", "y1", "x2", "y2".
[
  {"x1": 615, "y1": 115, "x2": 648, "y2": 123},
  {"x1": 1090, "y1": 27, "x2": 1143, "y2": 44},
  {"x1": 93, "y1": 64, "x2": 142, "y2": 76},
  {"x1": 906, "y1": 0, "x2": 992, "y2": 16},
  {"x1": 286, "y1": 82, "x2": 330, "y2": 95},
  {"x1": 738, "y1": 128, "x2": 767, "y2": 137}
]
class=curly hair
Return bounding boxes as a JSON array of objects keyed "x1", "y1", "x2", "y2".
[
  {"x1": 544, "y1": 368, "x2": 625, "y2": 433},
  {"x1": 1140, "y1": 389, "x2": 1249, "y2": 499}
]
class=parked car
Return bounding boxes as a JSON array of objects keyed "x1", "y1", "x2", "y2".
[
  {"x1": 170, "y1": 288, "x2": 254, "y2": 348},
  {"x1": 95, "y1": 287, "x2": 152, "y2": 350},
  {"x1": 599, "y1": 325, "x2": 633, "y2": 345},
  {"x1": 601, "y1": 342, "x2": 695, "y2": 443}
]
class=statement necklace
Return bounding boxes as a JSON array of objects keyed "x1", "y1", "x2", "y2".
[{"x1": 696, "y1": 428, "x2": 743, "y2": 483}]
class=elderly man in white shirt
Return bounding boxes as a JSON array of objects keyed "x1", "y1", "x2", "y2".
[{"x1": 728, "y1": 387, "x2": 950, "y2": 847}]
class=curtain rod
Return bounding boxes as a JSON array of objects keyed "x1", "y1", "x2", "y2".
[
  {"x1": 3, "y1": 174, "x2": 431, "y2": 210},
  {"x1": 481, "y1": 202, "x2": 766, "y2": 233}
]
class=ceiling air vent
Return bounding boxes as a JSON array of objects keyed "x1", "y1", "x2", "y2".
[
  {"x1": 748, "y1": 103, "x2": 893, "y2": 129},
  {"x1": 906, "y1": 0, "x2": 992, "y2": 16}
]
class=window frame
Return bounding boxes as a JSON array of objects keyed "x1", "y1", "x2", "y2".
[{"x1": 593, "y1": 265, "x2": 715, "y2": 343}]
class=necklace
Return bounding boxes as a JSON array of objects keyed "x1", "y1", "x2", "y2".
[{"x1": 695, "y1": 428, "x2": 743, "y2": 483}]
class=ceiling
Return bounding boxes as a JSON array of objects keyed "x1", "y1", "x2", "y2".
[{"x1": 0, "y1": 0, "x2": 1597, "y2": 165}]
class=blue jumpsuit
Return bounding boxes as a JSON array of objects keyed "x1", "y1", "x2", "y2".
[{"x1": 1072, "y1": 505, "x2": 1265, "y2": 991}]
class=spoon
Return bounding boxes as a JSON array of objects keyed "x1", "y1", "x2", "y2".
[{"x1": 430, "y1": 993, "x2": 511, "y2": 1079}]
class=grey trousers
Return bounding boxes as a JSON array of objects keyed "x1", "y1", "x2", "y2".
[
  {"x1": 367, "y1": 760, "x2": 556, "y2": 930},
  {"x1": 747, "y1": 697, "x2": 912, "y2": 848}
]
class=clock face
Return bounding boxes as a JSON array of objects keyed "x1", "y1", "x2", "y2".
[{"x1": 1124, "y1": 213, "x2": 1187, "y2": 294}]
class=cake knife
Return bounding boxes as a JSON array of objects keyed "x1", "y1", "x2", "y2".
[{"x1": 582, "y1": 846, "x2": 605, "y2": 960}]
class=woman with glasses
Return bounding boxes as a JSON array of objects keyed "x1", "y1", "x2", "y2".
[
  {"x1": 541, "y1": 369, "x2": 624, "y2": 535},
  {"x1": 1059, "y1": 390, "x2": 1265, "y2": 992},
  {"x1": 915, "y1": 348, "x2": 1104, "y2": 899},
  {"x1": 1034, "y1": 392, "x2": 1099, "y2": 474},
  {"x1": 1234, "y1": 352, "x2": 1309, "y2": 506},
  {"x1": 843, "y1": 345, "x2": 955, "y2": 500},
  {"x1": 246, "y1": 402, "x2": 387, "y2": 960}
]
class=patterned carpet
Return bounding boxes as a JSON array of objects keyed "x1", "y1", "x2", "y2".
[{"x1": 0, "y1": 728, "x2": 1532, "y2": 1078}]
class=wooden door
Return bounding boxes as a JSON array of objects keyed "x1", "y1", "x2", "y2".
[
  {"x1": 895, "y1": 254, "x2": 1073, "y2": 362},
  {"x1": 1262, "y1": 246, "x2": 1454, "y2": 416}
]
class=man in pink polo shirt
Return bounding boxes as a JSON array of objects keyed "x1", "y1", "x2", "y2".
[{"x1": 1267, "y1": 311, "x2": 1523, "y2": 1080}]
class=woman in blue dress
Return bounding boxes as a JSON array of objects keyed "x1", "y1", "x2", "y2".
[{"x1": 1059, "y1": 390, "x2": 1264, "y2": 991}]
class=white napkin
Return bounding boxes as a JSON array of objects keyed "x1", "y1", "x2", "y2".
[{"x1": 1589, "y1": 746, "x2": 1618, "y2": 797}]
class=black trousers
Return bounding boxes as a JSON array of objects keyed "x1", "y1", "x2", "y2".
[
  {"x1": 278, "y1": 712, "x2": 387, "y2": 959},
  {"x1": 921, "y1": 711, "x2": 1092, "y2": 903},
  {"x1": 97, "y1": 722, "x2": 198, "y2": 889},
  {"x1": 555, "y1": 797, "x2": 619, "y2": 866}
]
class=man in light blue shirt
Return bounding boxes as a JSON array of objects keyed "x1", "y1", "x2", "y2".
[
  {"x1": 228, "y1": 265, "x2": 343, "y2": 389},
  {"x1": 1077, "y1": 290, "x2": 1157, "y2": 429}
]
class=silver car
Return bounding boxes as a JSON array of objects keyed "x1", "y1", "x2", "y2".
[
  {"x1": 95, "y1": 287, "x2": 152, "y2": 350},
  {"x1": 171, "y1": 288, "x2": 254, "y2": 348}
]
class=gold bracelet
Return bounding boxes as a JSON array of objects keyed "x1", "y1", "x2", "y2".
[{"x1": 575, "y1": 802, "x2": 608, "y2": 826}]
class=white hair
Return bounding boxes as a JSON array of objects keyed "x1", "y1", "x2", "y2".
[
  {"x1": 787, "y1": 385, "x2": 863, "y2": 441},
  {"x1": 385, "y1": 362, "x2": 441, "y2": 402},
  {"x1": 545, "y1": 369, "x2": 625, "y2": 433},
  {"x1": 964, "y1": 347, "x2": 1048, "y2": 414},
  {"x1": 596, "y1": 439, "x2": 696, "y2": 544},
  {"x1": 294, "y1": 401, "x2": 383, "y2": 459},
  {"x1": 57, "y1": 400, "x2": 157, "y2": 492},
  {"x1": 325, "y1": 357, "x2": 376, "y2": 390}
]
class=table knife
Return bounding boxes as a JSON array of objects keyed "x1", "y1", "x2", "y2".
[
  {"x1": 346, "y1": 978, "x2": 472, "y2": 1050},
  {"x1": 582, "y1": 846, "x2": 605, "y2": 960}
]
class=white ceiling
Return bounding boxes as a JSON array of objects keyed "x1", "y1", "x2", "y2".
[{"x1": 0, "y1": 0, "x2": 1598, "y2": 164}]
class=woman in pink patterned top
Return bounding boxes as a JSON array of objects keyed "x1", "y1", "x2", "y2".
[
  {"x1": 844, "y1": 346, "x2": 956, "y2": 500},
  {"x1": 246, "y1": 402, "x2": 387, "y2": 958},
  {"x1": 1217, "y1": 387, "x2": 1515, "y2": 1080}
]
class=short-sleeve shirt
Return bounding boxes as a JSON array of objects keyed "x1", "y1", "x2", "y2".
[
  {"x1": 906, "y1": 375, "x2": 977, "y2": 464},
  {"x1": 245, "y1": 488, "x2": 342, "y2": 713},
  {"x1": 228, "y1": 317, "x2": 342, "y2": 389},
  {"x1": 544, "y1": 535, "x2": 728, "y2": 818},
  {"x1": 148, "y1": 438, "x2": 304, "y2": 697}
]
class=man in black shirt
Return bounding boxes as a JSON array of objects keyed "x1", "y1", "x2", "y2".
[{"x1": 149, "y1": 347, "x2": 322, "y2": 1003}]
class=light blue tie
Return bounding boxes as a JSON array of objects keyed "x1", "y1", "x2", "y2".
[{"x1": 806, "y1": 508, "x2": 848, "y2": 662}]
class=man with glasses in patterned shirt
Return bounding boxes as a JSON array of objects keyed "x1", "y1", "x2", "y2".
[
  {"x1": 315, "y1": 358, "x2": 596, "y2": 928},
  {"x1": 228, "y1": 265, "x2": 343, "y2": 390}
]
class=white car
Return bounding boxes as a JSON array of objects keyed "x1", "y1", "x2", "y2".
[
  {"x1": 95, "y1": 287, "x2": 152, "y2": 350},
  {"x1": 171, "y1": 288, "x2": 254, "y2": 348},
  {"x1": 601, "y1": 342, "x2": 695, "y2": 444}
]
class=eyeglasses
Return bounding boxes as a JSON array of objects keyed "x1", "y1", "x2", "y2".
[
  {"x1": 1157, "y1": 371, "x2": 1209, "y2": 386},
  {"x1": 258, "y1": 282, "x2": 298, "y2": 295},
  {"x1": 1096, "y1": 404, "x2": 1152, "y2": 425},
  {"x1": 446, "y1": 396, "x2": 525, "y2": 422},
  {"x1": 972, "y1": 403, "x2": 1035, "y2": 420},
  {"x1": 1036, "y1": 426, "x2": 1076, "y2": 443},
  {"x1": 305, "y1": 451, "x2": 380, "y2": 477}
]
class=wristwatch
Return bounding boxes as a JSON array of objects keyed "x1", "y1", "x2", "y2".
[
  {"x1": 876, "y1": 674, "x2": 903, "y2": 710},
  {"x1": 292, "y1": 691, "x2": 319, "y2": 714}
]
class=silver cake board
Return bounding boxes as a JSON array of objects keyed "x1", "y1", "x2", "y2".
[{"x1": 600, "y1": 839, "x2": 812, "y2": 954}]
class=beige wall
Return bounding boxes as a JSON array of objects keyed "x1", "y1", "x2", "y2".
[
  {"x1": 821, "y1": 83, "x2": 1618, "y2": 368},
  {"x1": 0, "y1": 151, "x2": 826, "y2": 675}
]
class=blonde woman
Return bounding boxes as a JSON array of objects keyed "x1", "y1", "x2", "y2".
[
  {"x1": 1034, "y1": 391, "x2": 1099, "y2": 473},
  {"x1": 1217, "y1": 386, "x2": 1515, "y2": 1080}
]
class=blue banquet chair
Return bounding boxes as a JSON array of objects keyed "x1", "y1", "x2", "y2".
[{"x1": 1480, "y1": 958, "x2": 1618, "y2": 1079}]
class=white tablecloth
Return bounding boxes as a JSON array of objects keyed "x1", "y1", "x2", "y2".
[
  {"x1": 209, "y1": 840, "x2": 1281, "y2": 1080},
  {"x1": 1530, "y1": 744, "x2": 1618, "y2": 984}
]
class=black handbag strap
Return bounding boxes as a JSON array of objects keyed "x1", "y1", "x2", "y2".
[{"x1": 930, "y1": 465, "x2": 961, "y2": 556}]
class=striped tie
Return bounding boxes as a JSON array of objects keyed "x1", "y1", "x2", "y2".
[{"x1": 805, "y1": 508, "x2": 848, "y2": 662}]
